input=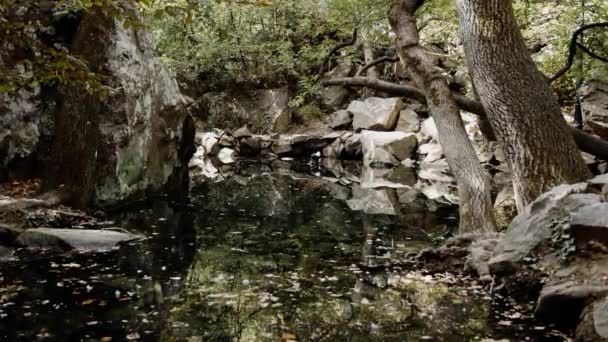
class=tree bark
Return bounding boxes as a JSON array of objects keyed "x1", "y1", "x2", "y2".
[
  {"x1": 388, "y1": 0, "x2": 496, "y2": 234},
  {"x1": 455, "y1": 0, "x2": 591, "y2": 210}
]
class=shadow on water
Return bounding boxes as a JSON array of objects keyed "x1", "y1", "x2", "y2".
[{"x1": 0, "y1": 161, "x2": 566, "y2": 341}]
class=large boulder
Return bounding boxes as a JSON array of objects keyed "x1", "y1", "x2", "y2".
[
  {"x1": 419, "y1": 117, "x2": 438, "y2": 142},
  {"x1": 575, "y1": 295, "x2": 608, "y2": 341},
  {"x1": 395, "y1": 109, "x2": 420, "y2": 133},
  {"x1": 43, "y1": 5, "x2": 195, "y2": 207},
  {"x1": 16, "y1": 228, "x2": 143, "y2": 252},
  {"x1": 218, "y1": 132, "x2": 236, "y2": 147},
  {"x1": 205, "y1": 87, "x2": 292, "y2": 133},
  {"x1": 189, "y1": 150, "x2": 224, "y2": 183},
  {"x1": 489, "y1": 181, "x2": 601, "y2": 275},
  {"x1": 320, "y1": 63, "x2": 354, "y2": 110},
  {"x1": 417, "y1": 158, "x2": 453, "y2": 183},
  {"x1": 325, "y1": 110, "x2": 353, "y2": 130},
  {"x1": 343, "y1": 133, "x2": 363, "y2": 158},
  {"x1": 579, "y1": 81, "x2": 608, "y2": 139},
  {"x1": 321, "y1": 132, "x2": 363, "y2": 159},
  {"x1": 482, "y1": 176, "x2": 608, "y2": 278},
  {"x1": 349, "y1": 97, "x2": 404, "y2": 131},
  {"x1": 360, "y1": 130, "x2": 418, "y2": 166},
  {"x1": 233, "y1": 126, "x2": 253, "y2": 139},
  {"x1": 239, "y1": 135, "x2": 272, "y2": 156},
  {"x1": 197, "y1": 132, "x2": 220, "y2": 156},
  {"x1": 418, "y1": 142, "x2": 443, "y2": 163}
]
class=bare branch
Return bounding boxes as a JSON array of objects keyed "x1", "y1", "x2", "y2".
[
  {"x1": 355, "y1": 56, "x2": 399, "y2": 77},
  {"x1": 549, "y1": 22, "x2": 608, "y2": 84},
  {"x1": 576, "y1": 42, "x2": 608, "y2": 64}
]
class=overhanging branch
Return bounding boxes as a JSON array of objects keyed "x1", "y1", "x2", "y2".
[{"x1": 355, "y1": 56, "x2": 399, "y2": 77}]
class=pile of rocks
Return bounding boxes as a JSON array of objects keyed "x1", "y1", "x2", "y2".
[
  {"x1": 190, "y1": 96, "x2": 514, "y2": 210},
  {"x1": 494, "y1": 174, "x2": 608, "y2": 340},
  {"x1": 191, "y1": 86, "x2": 608, "y2": 225},
  {"x1": 417, "y1": 174, "x2": 608, "y2": 340}
]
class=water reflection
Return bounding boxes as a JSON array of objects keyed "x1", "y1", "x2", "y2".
[
  {"x1": 0, "y1": 162, "x2": 557, "y2": 341},
  {"x1": 0, "y1": 199, "x2": 196, "y2": 341}
]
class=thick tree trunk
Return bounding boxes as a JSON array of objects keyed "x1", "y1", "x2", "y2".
[
  {"x1": 455, "y1": 0, "x2": 591, "y2": 210},
  {"x1": 388, "y1": 0, "x2": 495, "y2": 234}
]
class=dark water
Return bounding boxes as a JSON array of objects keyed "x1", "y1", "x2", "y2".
[{"x1": 0, "y1": 163, "x2": 567, "y2": 341}]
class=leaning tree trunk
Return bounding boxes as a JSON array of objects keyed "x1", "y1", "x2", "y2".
[
  {"x1": 388, "y1": 0, "x2": 495, "y2": 234},
  {"x1": 455, "y1": 0, "x2": 591, "y2": 211}
]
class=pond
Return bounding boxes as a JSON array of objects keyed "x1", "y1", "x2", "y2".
[{"x1": 0, "y1": 161, "x2": 567, "y2": 341}]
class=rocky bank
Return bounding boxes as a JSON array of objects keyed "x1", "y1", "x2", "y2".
[{"x1": 0, "y1": 0, "x2": 194, "y2": 208}]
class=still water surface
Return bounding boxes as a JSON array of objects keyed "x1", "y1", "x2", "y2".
[{"x1": 0, "y1": 162, "x2": 564, "y2": 341}]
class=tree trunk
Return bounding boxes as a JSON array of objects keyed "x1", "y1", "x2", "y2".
[
  {"x1": 472, "y1": 82, "x2": 497, "y2": 141},
  {"x1": 361, "y1": 31, "x2": 379, "y2": 79},
  {"x1": 455, "y1": 0, "x2": 591, "y2": 210},
  {"x1": 388, "y1": 0, "x2": 496, "y2": 234}
]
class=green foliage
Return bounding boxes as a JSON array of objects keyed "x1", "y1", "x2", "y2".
[
  {"x1": 513, "y1": 0, "x2": 608, "y2": 98},
  {"x1": 146, "y1": 0, "x2": 349, "y2": 93},
  {"x1": 2, "y1": 1, "x2": 96, "y2": 95},
  {"x1": 0, "y1": 0, "x2": 153, "y2": 96},
  {"x1": 297, "y1": 103, "x2": 324, "y2": 123},
  {"x1": 3, "y1": 0, "x2": 607, "y2": 109}
]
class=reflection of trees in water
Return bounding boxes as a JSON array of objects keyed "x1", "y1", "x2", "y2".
[
  {"x1": 113, "y1": 199, "x2": 198, "y2": 339},
  {"x1": 159, "y1": 175, "x2": 491, "y2": 341}
]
